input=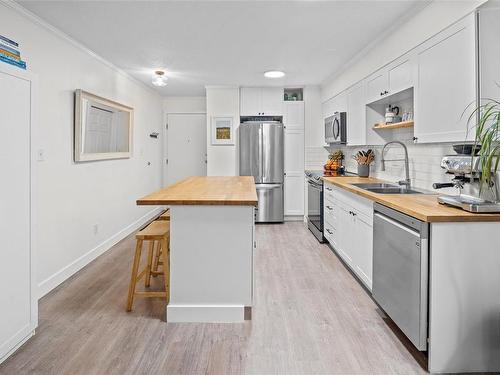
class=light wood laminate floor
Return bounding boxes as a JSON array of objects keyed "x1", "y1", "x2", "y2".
[{"x1": 0, "y1": 222, "x2": 428, "y2": 375}]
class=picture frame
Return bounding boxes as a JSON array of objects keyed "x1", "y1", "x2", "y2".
[
  {"x1": 74, "y1": 89, "x2": 134, "y2": 162},
  {"x1": 211, "y1": 116, "x2": 234, "y2": 145}
]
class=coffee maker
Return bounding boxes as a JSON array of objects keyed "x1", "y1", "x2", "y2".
[{"x1": 433, "y1": 154, "x2": 500, "y2": 213}]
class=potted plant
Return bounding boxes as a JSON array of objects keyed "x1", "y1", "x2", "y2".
[
  {"x1": 467, "y1": 98, "x2": 500, "y2": 199},
  {"x1": 353, "y1": 149, "x2": 374, "y2": 177}
]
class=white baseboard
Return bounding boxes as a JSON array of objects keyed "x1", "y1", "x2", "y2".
[
  {"x1": 284, "y1": 215, "x2": 305, "y2": 222},
  {"x1": 167, "y1": 304, "x2": 245, "y2": 323},
  {"x1": 37, "y1": 208, "x2": 162, "y2": 299}
]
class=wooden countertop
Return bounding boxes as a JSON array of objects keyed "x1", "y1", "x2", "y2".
[
  {"x1": 137, "y1": 176, "x2": 258, "y2": 206},
  {"x1": 322, "y1": 176, "x2": 500, "y2": 222}
]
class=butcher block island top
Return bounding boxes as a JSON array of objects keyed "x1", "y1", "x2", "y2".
[
  {"x1": 323, "y1": 176, "x2": 500, "y2": 222},
  {"x1": 137, "y1": 176, "x2": 258, "y2": 206}
]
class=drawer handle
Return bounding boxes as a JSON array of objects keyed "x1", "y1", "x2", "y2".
[
  {"x1": 326, "y1": 187, "x2": 332, "y2": 191},
  {"x1": 349, "y1": 210, "x2": 357, "y2": 216},
  {"x1": 326, "y1": 229, "x2": 333, "y2": 234},
  {"x1": 326, "y1": 205, "x2": 333, "y2": 210}
]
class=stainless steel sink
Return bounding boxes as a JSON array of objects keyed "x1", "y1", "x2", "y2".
[
  {"x1": 352, "y1": 183, "x2": 399, "y2": 189},
  {"x1": 352, "y1": 183, "x2": 423, "y2": 195}
]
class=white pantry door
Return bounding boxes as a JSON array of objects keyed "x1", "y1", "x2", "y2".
[
  {"x1": 0, "y1": 70, "x2": 33, "y2": 361},
  {"x1": 165, "y1": 114, "x2": 207, "y2": 185}
]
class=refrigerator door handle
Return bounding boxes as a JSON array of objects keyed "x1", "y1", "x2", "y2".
[
  {"x1": 258, "y1": 125, "x2": 264, "y2": 181},
  {"x1": 256, "y1": 183, "x2": 282, "y2": 189}
]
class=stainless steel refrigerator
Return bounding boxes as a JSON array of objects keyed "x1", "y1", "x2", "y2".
[{"x1": 239, "y1": 121, "x2": 284, "y2": 223}]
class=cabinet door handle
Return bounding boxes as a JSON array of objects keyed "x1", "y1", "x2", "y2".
[
  {"x1": 326, "y1": 229, "x2": 333, "y2": 234},
  {"x1": 413, "y1": 136, "x2": 418, "y2": 142},
  {"x1": 384, "y1": 90, "x2": 389, "y2": 94},
  {"x1": 326, "y1": 205, "x2": 333, "y2": 210},
  {"x1": 326, "y1": 187, "x2": 332, "y2": 191}
]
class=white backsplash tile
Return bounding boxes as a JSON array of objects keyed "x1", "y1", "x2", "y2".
[{"x1": 306, "y1": 141, "x2": 458, "y2": 195}]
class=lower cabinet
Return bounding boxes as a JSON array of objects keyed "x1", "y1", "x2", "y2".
[
  {"x1": 323, "y1": 183, "x2": 373, "y2": 290},
  {"x1": 284, "y1": 173, "x2": 304, "y2": 216}
]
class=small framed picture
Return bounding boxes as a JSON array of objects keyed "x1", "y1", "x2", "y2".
[{"x1": 211, "y1": 116, "x2": 234, "y2": 145}]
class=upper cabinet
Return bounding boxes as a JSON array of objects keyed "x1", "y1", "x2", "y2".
[
  {"x1": 283, "y1": 101, "x2": 305, "y2": 130},
  {"x1": 366, "y1": 71, "x2": 388, "y2": 104},
  {"x1": 388, "y1": 58, "x2": 415, "y2": 95},
  {"x1": 414, "y1": 14, "x2": 476, "y2": 143},
  {"x1": 321, "y1": 11, "x2": 481, "y2": 146},
  {"x1": 347, "y1": 81, "x2": 366, "y2": 145},
  {"x1": 240, "y1": 87, "x2": 283, "y2": 116},
  {"x1": 366, "y1": 57, "x2": 415, "y2": 104}
]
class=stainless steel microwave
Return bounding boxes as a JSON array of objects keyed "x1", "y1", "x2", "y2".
[{"x1": 325, "y1": 112, "x2": 347, "y2": 144}]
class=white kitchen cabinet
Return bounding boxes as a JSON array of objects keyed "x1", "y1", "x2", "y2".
[
  {"x1": 351, "y1": 213, "x2": 373, "y2": 289},
  {"x1": 366, "y1": 70, "x2": 388, "y2": 104},
  {"x1": 346, "y1": 81, "x2": 366, "y2": 146},
  {"x1": 284, "y1": 127, "x2": 304, "y2": 216},
  {"x1": 284, "y1": 174, "x2": 304, "y2": 216},
  {"x1": 240, "y1": 87, "x2": 283, "y2": 116},
  {"x1": 415, "y1": 14, "x2": 476, "y2": 143},
  {"x1": 388, "y1": 58, "x2": 414, "y2": 95},
  {"x1": 283, "y1": 101, "x2": 304, "y2": 130},
  {"x1": 261, "y1": 87, "x2": 284, "y2": 115},
  {"x1": 365, "y1": 56, "x2": 415, "y2": 104},
  {"x1": 479, "y1": 7, "x2": 500, "y2": 101},
  {"x1": 240, "y1": 87, "x2": 261, "y2": 116},
  {"x1": 323, "y1": 182, "x2": 373, "y2": 290},
  {"x1": 0, "y1": 65, "x2": 37, "y2": 364}
]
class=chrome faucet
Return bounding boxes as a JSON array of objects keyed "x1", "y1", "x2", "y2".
[{"x1": 381, "y1": 141, "x2": 411, "y2": 188}]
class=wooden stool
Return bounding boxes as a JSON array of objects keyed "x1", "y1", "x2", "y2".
[
  {"x1": 157, "y1": 209, "x2": 170, "y2": 221},
  {"x1": 151, "y1": 211, "x2": 169, "y2": 276},
  {"x1": 126, "y1": 220, "x2": 170, "y2": 311}
]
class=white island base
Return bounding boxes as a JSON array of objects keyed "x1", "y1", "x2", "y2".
[{"x1": 167, "y1": 205, "x2": 255, "y2": 323}]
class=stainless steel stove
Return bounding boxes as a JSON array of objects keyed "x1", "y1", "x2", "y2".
[{"x1": 305, "y1": 169, "x2": 357, "y2": 242}]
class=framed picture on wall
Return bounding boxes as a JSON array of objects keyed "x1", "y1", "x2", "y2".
[{"x1": 211, "y1": 116, "x2": 234, "y2": 145}]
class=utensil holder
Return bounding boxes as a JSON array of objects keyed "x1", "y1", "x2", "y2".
[{"x1": 357, "y1": 164, "x2": 370, "y2": 177}]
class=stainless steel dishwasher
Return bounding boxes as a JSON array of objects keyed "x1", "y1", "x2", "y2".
[{"x1": 372, "y1": 203, "x2": 429, "y2": 351}]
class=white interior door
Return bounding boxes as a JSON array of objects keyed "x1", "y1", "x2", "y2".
[
  {"x1": 0, "y1": 70, "x2": 33, "y2": 360},
  {"x1": 165, "y1": 114, "x2": 207, "y2": 185}
]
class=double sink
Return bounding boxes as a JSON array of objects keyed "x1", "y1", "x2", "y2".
[{"x1": 352, "y1": 183, "x2": 424, "y2": 195}]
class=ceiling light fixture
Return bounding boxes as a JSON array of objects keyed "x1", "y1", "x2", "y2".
[
  {"x1": 264, "y1": 70, "x2": 285, "y2": 78},
  {"x1": 152, "y1": 70, "x2": 168, "y2": 87}
]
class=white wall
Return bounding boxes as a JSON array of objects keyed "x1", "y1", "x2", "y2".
[
  {"x1": 205, "y1": 87, "x2": 240, "y2": 176},
  {"x1": 321, "y1": 0, "x2": 487, "y2": 102},
  {"x1": 1, "y1": 3, "x2": 164, "y2": 297},
  {"x1": 164, "y1": 96, "x2": 206, "y2": 114},
  {"x1": 304, "y1": 86, "x2": 322, "y2": 149}
]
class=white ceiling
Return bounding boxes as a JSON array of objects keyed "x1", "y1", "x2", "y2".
[{"x1": 19, "y1": 1, "x2": 424, "y2": 97}]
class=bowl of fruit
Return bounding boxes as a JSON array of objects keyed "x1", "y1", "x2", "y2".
[{"x1": 324, "y1": 150, "x2": 344, "y2": 176}]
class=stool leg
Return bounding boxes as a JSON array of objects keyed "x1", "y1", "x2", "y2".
[
  {"x1": 145, "y1": 240, "x2": 155, "y2": 288},
  {"x1": 152, "y1": 241, "x2": 161, "y2": 276},
  {"x1": 161, "y1": 236, "x2": 170, "y2": 303},
  {"x1": 126, "y1": 239, "x2": 143, "y2": 312}
]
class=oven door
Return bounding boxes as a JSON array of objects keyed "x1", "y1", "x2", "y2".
[{"x1": 307, "y1": 180, "x2": 323, "y2": 236}]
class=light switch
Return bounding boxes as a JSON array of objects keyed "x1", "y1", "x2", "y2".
[{"x1": 37, "y1": 149, "x2": 45, "y2": 161}]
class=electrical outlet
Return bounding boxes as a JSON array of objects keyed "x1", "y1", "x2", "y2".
[{"x1": 93, "y1": 224, "x2": 99, "y2": 235}]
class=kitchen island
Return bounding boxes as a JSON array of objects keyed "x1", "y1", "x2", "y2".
[{"x1": 137, "y1": 176, "x2": 258, "y2": 323}]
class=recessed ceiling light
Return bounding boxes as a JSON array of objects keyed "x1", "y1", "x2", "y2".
[
  {"x1": 152, "y1": 70, "x2": 168, "y2": 86},
  {"x1": 264, "y1": 70, "x2": 285, "y2": 78}
]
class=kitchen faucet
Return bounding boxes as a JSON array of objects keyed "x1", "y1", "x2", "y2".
[{"x1": 380, "y1": 141, "x2": 411, "y2": 188}]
